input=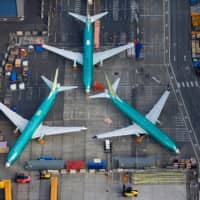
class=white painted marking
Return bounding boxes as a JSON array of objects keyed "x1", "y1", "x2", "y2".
[
  {"x1": 177, "y1": 82, "x2": 181, "y2": 88},
  {"x1": 190, "y1": 81, "x2": 194, "y2": 87},
  {"x1": 186, "y1": 81, "x2": 189, "y2": 87},
  {"x1": 181, "y1": 82, "x2": 185, "y2": 87},
  {"x1": 184, "y1": 55, "x2": 187, "y2": 61},
  {"x1": 173, "y1": 56, "x2": 176, "y2": 61},
  {"x1": 195, "y1": 81, "x2": 199, "y2": 87},
  {"x1": 152, "y1": 76, "x2": 161, "y2": 84}
]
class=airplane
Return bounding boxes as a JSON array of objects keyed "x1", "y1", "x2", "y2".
[
  {"x1": 42, "y1": 10, "x2": 134, "y2": 93},
  {"x1": 0, "y1": 69, "x2": 87, "y2": 167},
  {"x1": 89, "y1": 75, "x2": 180, "y2": 154}
]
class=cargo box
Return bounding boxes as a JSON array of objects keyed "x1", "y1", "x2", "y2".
[
  {"x1": 0, "y1": 147, "x2": 9, "y2": 153},
  {"x1": 15, "y1": 59, "x2": 22, "y2": 67},
  {"x1": 7, "y1": 55, "x2": 15, "y2": 64},
  {"x1": 10, "y1": 48, "x2": 19, "y2": 56},
  {"x1": 0, "y1": 135, "x2": 4, "y2": 141},
  {"x1": 66, "y1": 160, "x2": 85, "y2": 171},
  {"x1": 5, "y1": 63, "x2": 13, "y2": 72},
  {"x1": 87, "y1": 159, "x2": 106, "y2": 170}
]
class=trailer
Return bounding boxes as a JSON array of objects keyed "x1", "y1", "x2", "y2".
[
  {"x1": 24, "y1": 160, "x2": 65, "y2": 171},
  {"x1": 66, "y1": 160, "x2": 85, "y2": 171},
  {"x1": 87, "y1": 159, "x2": 106, "y2": 170},
  {"x1": 112, "y1": 156, "x2": 160, "y2": 169}
]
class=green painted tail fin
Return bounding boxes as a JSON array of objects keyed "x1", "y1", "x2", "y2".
[
  {"x1": 41, "y1": 68, "x2": 78, "y2": 93},
  {"x1": 105, "y1": 74, "x2": 117, "y2": 97},
  {"x1": 51, "y1": 68, "x2": 59, "y2": 92},
  {"x1": 89, "y1": 75, "x2": 120, "y2": 99}
]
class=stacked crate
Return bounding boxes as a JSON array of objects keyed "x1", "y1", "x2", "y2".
[
  {"x1": 0, "y1": 135, "x2": 9, "y2": 154},
  {"x1": 191, "y1": 5, "x2": 200, "y2": 74}
]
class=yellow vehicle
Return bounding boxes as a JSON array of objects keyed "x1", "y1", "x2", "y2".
[
  {"x1": 123, "y1": 184, "x2": 138, "y2": 197},
  {"x1": 40, "y1": 170, "x2": 51, "y2": 179}
]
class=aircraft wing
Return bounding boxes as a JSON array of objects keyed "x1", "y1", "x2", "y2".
[
  {"x1": 145, "y1": 90, "x2": 170, "y2": 124},
  {"x1": 32, "y1": 125, "x2": 87, "y2": 139},
  {"x1": 93, "y1": 90, "x2": 170, "y2": 139},
  {"x1": 0, "y1": 103, "x2": 28, "y2": 132},
  {"x1": 93, "y1": 43, "x2": 134, "y2": 65},
  {"x1": 93, "y1": 124, "x2": 147, "y2": 139},
  {"x1": 42, "y1": 44, "x2": 83, "y2": 65}
]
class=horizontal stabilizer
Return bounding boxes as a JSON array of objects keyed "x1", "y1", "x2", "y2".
[
  {"x1": 69, "y1": 12, "x2": 86, "y2": 23},
  {"x1": 89, "y1": 76, "x2": 120, "y2": 99},
  {"x1": 41, "y1": 73, "x2": 78, "y2": 93},
  {"x1": 41, "y1": 75, "x2": 52, "y2": 89},
  {"x1": 89, "y1": 91, "x2": 109, "y2": 99},
  {"x1": 58, "y1": 86, "x2": 78, "y2": 92},
  {"x1": 90, "y1": 12, "x2": 108, "y2": 23}
]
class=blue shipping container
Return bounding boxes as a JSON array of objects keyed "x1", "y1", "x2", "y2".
[
  {"x1": 191, "y1": 0, "x2": 198, "y2": 6},
  {"x1": 10, "y1": 71, "x2": 17, "y2": 81},
  {"x1": 193, "y1": 61, "x2": 200, "y2": 68},
  {"x1": 87, "y1": 159, "x2": 106, "y2": 169},
  {"x1": 0, "y1": 0, "x2": 17, "y2": 17}
]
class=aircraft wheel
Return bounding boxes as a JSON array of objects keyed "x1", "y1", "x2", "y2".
[
  {"x1": 73, "y1": 66, "x2": 78, "y2": 70},
  {"x1": 39, "y1": 139, "x2": 45, "y2": 145},
  {"x1": 14, "y1": 130, "x2": 20, "y2": 137},
  {"x1": 136, "y1": 136, "x2": 143, "y2": 143}
]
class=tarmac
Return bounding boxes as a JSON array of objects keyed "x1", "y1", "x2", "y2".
[{"x1": 0, "y1": 0, "x2": 197, "y2": 199}]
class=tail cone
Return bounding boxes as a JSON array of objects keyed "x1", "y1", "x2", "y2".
[{"x1": 5, "y1": 162, "x2": 10, "y2": 168}]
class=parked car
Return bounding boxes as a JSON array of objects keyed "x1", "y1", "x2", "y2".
[
  {"x1": 122, "y1": 184, "x2": 139, "y2": 197},
  {"x1": 15, "y1": 173, "x2": 31, "y2": 183}
]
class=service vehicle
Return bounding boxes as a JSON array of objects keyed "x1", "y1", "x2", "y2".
[
  {"x1": 40, "y1": 170, "x2": 51, "y2": 179},
  {"x1": 104, "y1": 139, "x2": 112, "y2": 153},
  {"x1": 15, "y1": 173, "x2": 31, "y2": 183},
  {"x1": 122, "y1": 184, "x2": 138, "y2": 197}
]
